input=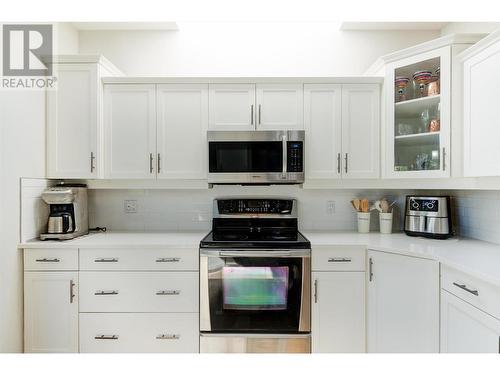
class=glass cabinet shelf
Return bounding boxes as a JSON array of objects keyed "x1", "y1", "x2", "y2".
[{"x1": 395, "y1": 95, "x2": 440, "y2": 117}]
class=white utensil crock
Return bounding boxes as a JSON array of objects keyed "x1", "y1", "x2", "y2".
[{"x1": 357, "y1": 212, "x2": 371, "y2": 233}]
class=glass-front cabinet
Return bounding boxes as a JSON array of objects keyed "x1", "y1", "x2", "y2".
[{"x1": 385, "y1": 46, "x2": 451, "y2": 178}]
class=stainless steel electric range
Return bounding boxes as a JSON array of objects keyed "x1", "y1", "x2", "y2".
[{"x1": 199, "y1": 198, "x2": 311, "y2": 353}]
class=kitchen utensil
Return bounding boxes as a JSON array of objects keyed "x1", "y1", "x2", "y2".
[
  {"x1": 373, "y1": 200, "x2": 383, "y2": 212},
  {"x1": 352, "y1": 199, "x2": 361, "y2": 212},
  {"x1": 380, "y1": 199, "x2": 390, "y2": 213},
  {"x1": 360, "y1": 199, "x2": 369, "y2": 213}
]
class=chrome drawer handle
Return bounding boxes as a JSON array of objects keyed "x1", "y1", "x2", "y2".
[
  {"x1": 156, "y1": 290, "x2": 180, "y2": 296},
  {"x1": 453, "y1": 282, "x2": 479, "y2": 296},
  {"x1": 156, "y1": 257, "x2": 180, "y2": 263},
  {"x1": 95, "y1": 335, "x2": 119, "y2": 340},
  {"x1": 94, "y1": 258, "x2": 119, "y2": 263},
  {"x1": 94, "y1": 290, "x2": 119, "y2": 295},
  {"x1": 36, "y1": 258, "x2": 60, "y2": 262},
  {"x1": 156, "y1": 334, "x2": 180, "y2": 340},
  {"x1": 328, "y1": 257, "x2": 352, "y2": 263}
]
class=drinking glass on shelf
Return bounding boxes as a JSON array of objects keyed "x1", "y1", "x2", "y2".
[
  {"x1": 412, "y1": 70, "x2": 432, "y2": 98},
  {"x1": 395, "y1": 77, "x2": 410, "y2": 102},
  {"x1": 420, "y1": 109, "x2": 430, "y2": 133}
]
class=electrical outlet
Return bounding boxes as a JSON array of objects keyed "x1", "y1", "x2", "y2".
[
  {"x1": 326, "y1": 200, "x2": 336, "y2": 215},
  {"x1": 124, "y1": 200, "x2": 137, "y2": 214}
]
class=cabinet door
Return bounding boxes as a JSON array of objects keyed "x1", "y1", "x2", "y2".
[
  {"x1": 304, "y1": 84, "x2": 342, "y2": 179},
  {"x1": 24, "y1": 272, "x2": 78, "y2": 353},
  {"x1": 385, "y1": 47, "x2": 451, "y2": 178},
  {"x1": 104, "y1": 84, "x2": 157, "y2": 179},
  {"x1": 441, "y1": 290, "x2": 500, "y2": 353},
  {"x1": 367, "y1": 250, "x2": 439, "y2": 353},
  {"x1": 312, "y1": 272, "x2": 366, "y2": 353},
  {"x1": 256, "y1": 84, "x2": 303, "y2": 130},
  {"x1": 463, "y1": 38, "x2": 500, "y2": 177},
  {"x1": 341, "y1": 84, "x2": 380, "y2": 179},
  {"x1": 157, "y1": 84, "x2": 208, "y2": 179},
  {"x1": 208, "y1": 84, "x2": 255, "y2": 130},
  {"x1": 47, "y1": 64, "x2": 98, "y2": 178}
]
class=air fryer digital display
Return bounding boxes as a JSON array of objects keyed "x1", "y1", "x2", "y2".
[{"x1": 409, "y1": 199, "x2": 439, "y2": 212}]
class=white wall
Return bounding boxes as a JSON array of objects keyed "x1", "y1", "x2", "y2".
[
  {"x1": 78, "y1": 23, "x2": 440, "y2": 76},
  {"x1": 0, "y1": 22, "x2": 78, "y2": 352},
  {"x1": 441, "y1": 22, "x2": 500, "y2": 36}
]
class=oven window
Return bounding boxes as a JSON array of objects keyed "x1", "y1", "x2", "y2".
[
  {"x1": 209, "y1": 141, "x2": 283, "y2": 173},
  {"x1": 222, "y1": 266, "x2": 288, "y2": 310}
]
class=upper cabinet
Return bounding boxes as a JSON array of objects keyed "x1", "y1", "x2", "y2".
[
  {"x1": 380, "y1": 34, "x2": 484, "y2": 179},
  {"x1": 47, "y1": 56, "x2": 122, "y2": 179},
  {"x1": 104, "y1": 83, "x2": 209, "y2": 180},
  {"x1": 304, "y1": 83, "x2": 380, "y2": 180},
  {"x1": 104, "y1": 84, "x2": 157, "y2": 179},
  {"x1": 256, "y1": 84, "x2": 304, "y2": 130},
  {"x1": 208, "y1": 84, "x2": 255, "y2": 130},
  {"x1": 462, "y1": 30, "x2": 500, "y2": 177},
  {"x1": 208, "y1": 83, "x2": 303, "y2": 131},
  {"x1": 157, "y1": 84, "x2": 208, "y2": 179}
]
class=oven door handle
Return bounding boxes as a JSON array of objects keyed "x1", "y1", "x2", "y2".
[{"x1": 200, "y1": 249, "x2": 310, "y2": 258}]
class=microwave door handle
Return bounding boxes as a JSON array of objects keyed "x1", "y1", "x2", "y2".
[{"x1": 282, "y1": 134, "x2": 287, "y2": 175}]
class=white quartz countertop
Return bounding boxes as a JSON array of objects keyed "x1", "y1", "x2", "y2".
[
  {"x1": 303, "y1": 231, "x2": 500, "y2": 288},
  {"x1": 19, "y1": 231, "x2": 207, "y2": 249},
  {"x1": 19, "y1": 230, "x2": 500, "y2": 288}
]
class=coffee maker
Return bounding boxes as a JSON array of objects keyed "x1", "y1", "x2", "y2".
[{"x1": 40, "y1": 183, "x2": 89, "y2": 240}]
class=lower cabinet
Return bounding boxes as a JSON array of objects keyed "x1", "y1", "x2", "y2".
[
  {"x1": 80, "y1": 313, "x2": 199, "y2": 353},
  {"x1": 441, "y1": 290, "x2": 500, "y2": 353},
  {"x1": 367, "y1": 250, "x2": 439, "y2": 353},
  {"x1": 312, "y1": 272, "x2": 366, "y2": 352},
  {"x1": 24, "y1": 272, "x2": 79, "y2": 353}
]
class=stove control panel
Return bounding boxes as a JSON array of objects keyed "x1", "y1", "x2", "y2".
[{"x1": 217, "y1": 199, "x2": 294, "y2": 215}]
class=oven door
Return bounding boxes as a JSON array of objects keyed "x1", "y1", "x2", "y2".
[
  {"x1": 200, "y1": 249, "x2": 310, "y2": 333},
  {"x1": 207, "y1": 131, "x2": 304, "y2": 184}
]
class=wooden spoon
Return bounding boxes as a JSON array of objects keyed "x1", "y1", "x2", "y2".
[
  {"x1": 352, "y1": 199, "x2": 360, "y2": 212},
  {"x1": 361, "y1": 199, "x2": 369, "y2": 213}
]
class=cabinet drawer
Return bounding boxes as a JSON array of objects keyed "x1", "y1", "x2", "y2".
[
  {"x1": 79, "y1": 272, "x2": 198, "y2": 312},
  {"x1": 79, "y1": 313, "x2": 199, "y2": 353},
  {"x1": 312, "y1": 246, "x2": 366, "y2": 271},
  {"x1": 441, "y1": 265, "x2": 500, "y2": 320},
  {"x1": 79, "y1": 248, "x2": 198, "y2": 271},
  {"x1": 24, "y1": 248, "x2": 78, "y2": 271}
]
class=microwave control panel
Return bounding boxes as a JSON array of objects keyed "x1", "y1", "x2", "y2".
[{"x1": 287, "y1": 142, "x2": 303, "y2": 173}]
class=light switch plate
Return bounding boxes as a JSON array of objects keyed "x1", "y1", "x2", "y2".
[{"x1": 124, "y1": 200, "x2": 137, "y2": 214}]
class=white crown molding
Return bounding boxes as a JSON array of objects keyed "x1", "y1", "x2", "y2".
[
  {"x1": 458, "y1": 28, "x2": 500, "y2": 61},
  {"x1": 101, "y1": 76, "x2": 384, "y2": 84},
  {"x1": 46, "y1": 55, "x2": 123, "y2": 76}
]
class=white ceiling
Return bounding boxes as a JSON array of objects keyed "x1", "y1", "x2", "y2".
[
  {"x1": 71, "y1": 22, "x2": 179, "y2": 31},
  {"x1": 340, "y1": 22, "x2": 449, "y2": 31}
]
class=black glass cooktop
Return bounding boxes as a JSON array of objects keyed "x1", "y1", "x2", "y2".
[{"x1": 200, "y1": 230, "x2": 310, "y2": 249}]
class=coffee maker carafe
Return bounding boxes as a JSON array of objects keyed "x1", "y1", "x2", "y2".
[{"x1": 40, "y1": 183, "x2": 89, "y2": 240}]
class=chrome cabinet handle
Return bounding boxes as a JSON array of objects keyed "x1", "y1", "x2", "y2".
[
  {"x1": 313, "y1": 279, "x2": 318, "y2": 303},
  {"x1": 94, "y1": 258, "x2": 118, "y2": 263},
  {"x1": 156, "y1": 257, "x2": 180, "y2": 263},
  {"x1": 36, "y1": 258, "x2": 60, "y2": 262},
  {"x1": 95, "y1": 335, "x2": 118, "y2": 340},
  {"x1": 90, "y1": 152, "x2": 96, "y2": 173},
  {"x1": 70, "y1": 280, "x2": 76, "y2": 303},
  {"x1": 442, "y1": 147, "x2": 446, "y2": 171},
  {"x1": 344, "y1": 153, "x2": 348, "y2": 174},
  {"x1": 337, "y1": 153, "x2": 341, "y2": 174},
  {"x1": 328, "y1": 257, "x2": 352, "y2": 263},
  {"x1": 453, "y1": 282, "x2": 479, "y2": 296},
  {"x1": 282, "y1": 134, "x2": 287, "y2": 175},
  {"x1": 95, "y1": 290, "x2": 119, "y2": 295},
  {"x1": 149, "y1": 153, "x2": 154, "y2": 174},
  {"x1": 156, "y1": 290, "x2": 180, "y2": 296},
  {"x1": 156, "y1": 334, "x2": 180, "y2": 340},
  {"x1": 251, "y1": 104, "x2": 254, "y2": 125},
  {"x1": 157, "y1": 153, "x2": 161, "y2": 174},
  {"x1": 369, "y1": 258, "x2": 373, "y2": 282},
  {"x1": 258, "y1": 104, "x2": 261, "y2": 124}
]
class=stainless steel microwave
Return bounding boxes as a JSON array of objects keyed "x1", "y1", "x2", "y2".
[{"x1": 207, "y1": 130, "x2": 305, "y2": 185}]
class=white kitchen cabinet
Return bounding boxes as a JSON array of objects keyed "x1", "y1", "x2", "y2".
[
  {"x1": 367, "y1": 250, "x2": 439, "y2": 353},
  {"x1": 304, "y1": 84, "x2": 342, "y2": 179},
  {"x1": 256, "y1": 84, "x2": 304, "y2": 130},
  {"x1": 104, "y1": 84, "x2": 157, "y2": 179},
  {"x1": 157, "y1": 84, "x2": 208, "y2": 179},
  {"x1": 462, "y1": 30, "x2": 500, "y2": 177},
  {"x1": 47, "y1": 57, "x2": 121, "y2": 179},
  {"x1": 208, "y1": 84, "x2": 256, "y2": 130},
  {"x1": 24, "y1": 272, "x2": 78, "y2": 353},
  {"x1": 441, "y1": 290, "x2": 500, "y2": 353},
  {"x1": 312, "y1": 272, "x2": 366, "y2": 353},
  {"x1": 341, "y1": 84, "x2": 380, "y2": 179},
  {"x1": 304, "y1": 83, "x2": 380, "y2": 180}
]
